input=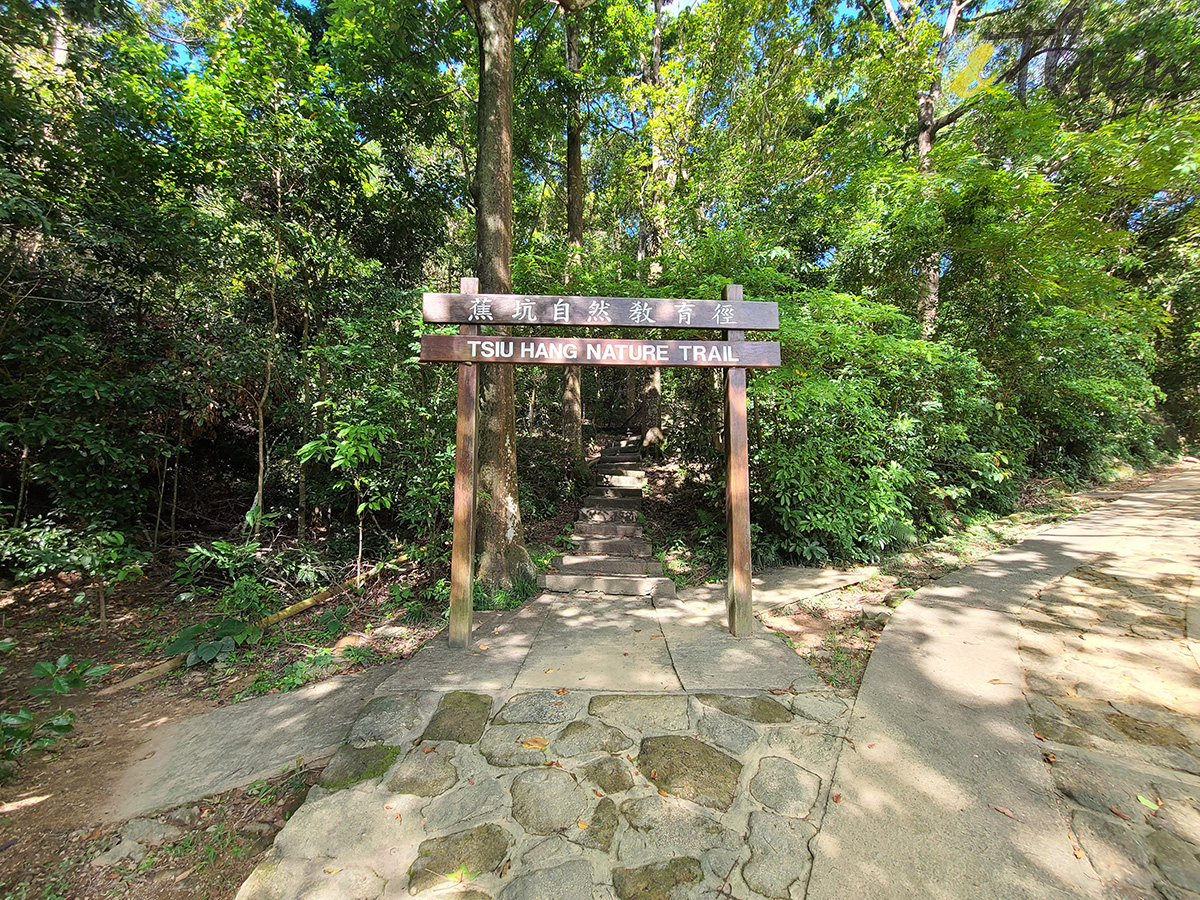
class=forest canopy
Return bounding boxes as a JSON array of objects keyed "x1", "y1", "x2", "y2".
[{"x1": 1, "y1": 0, "x2": 1197, "y2": 576}]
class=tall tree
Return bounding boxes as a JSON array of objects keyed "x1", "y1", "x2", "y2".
[
  {"x1": 561, "y1": 0, "x2": 588, "y2": 457},
  {"x1": 463, "y1": 0, "x2": 536, "y2": 586}
]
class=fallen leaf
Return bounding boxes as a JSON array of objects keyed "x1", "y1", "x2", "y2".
[
  {"x1": 1073, "y1": 845, "x2": 1085, "y2": 859},
  {"x1": 1110, "y1": 806, "x2": 1132, "y2": 821},
  {"x1": 1137, "y1": 795, "x2": 1161, "y2": 811},
  {"x1": 650, "y1": 635, "x2": 662, "y2": 640},
  {"x1": 556, "y1": 688, "x2": 569, "y2": 695},
  {"x1": 546, "y1": 759, "x2": 562, "y2": 768},
  {"x1": 623, "y1": 652, "x2": 629, "y2": 656},
  {"x1": 632, "y1": 768, "x2": 639, "y2": 776},
  {"x1": 867, "y1": 743, "x2": 875, "y2": 749},
  {"x1": 988, "y1": 679, "x2": 1009, "y2": 685},
  {"x1": 477, "y1": 645, "x2": 489, "y2": 651},
  {"x1": 173, "y1": 868, "x2": 195, "y2": 883},
  {"x1": 468, "y1": 777, "x2": 475, "y2": 786},
  {"x1": 593, "y1": 790, "x2": 604, "y2": 798},
  {"x1": 577, "y1": 821, "x2": 589, "y2": 830},
  {"x1": 658, "y1": 789, "x2": 668, "y2": 798},
  {"x1": 1034, "y1": 733, "x2": 1047, "y2": 741},
  {"x1": 989, "y1": 804, "x2": 1017, "y2": 820},
  {"x1": 650, "y1": 769, "x2": 657, "y2": 779},
  {"x1": 1042, "y1": 752, "x2": 1057, "y2": 763},
  {"x1": 521, "y1": 736, "x2": 549, "y2": 750},
  {"x1": 445, "y1": 864, "x2": 479, "y2": 883},
  {"x1": 324, "y1": 867, "x2": 343, "y2": 875},
  {"x1": 395, "y1": 813, "x2": 402, "y2": 820},
  {"x1": 832, "y1": 793, "x2": 842, "y2": 803},
  {"x1": 421, "y1": 747, "x2": 437, "y2": 754},
  {"x1": 499, "y1": 859, "x2": 511, "y2": 878},
  {"x1": 544, "y1": 668, "x2": 554, "y2": 674}
]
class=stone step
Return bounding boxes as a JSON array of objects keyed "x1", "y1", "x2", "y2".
[
  {"x1": 584, "y1": 496, "x2": 641, "y2": 509},
  {"x1": 552, "y1": 555, "x2": 664, "y2": 576},
  {"x1": 598, "y1": 452, "x2": 641, "y2": 463},
  {"x1": 592, "y1": 465, "x2": 644, "y2": 477},
  {"x1": 539, "y1": 573, "x2": 675, "y2": 598},
  {"x1": 596, "y1": 474, "x2": 645, "y2": 489},
  {"x1": 591, "y1": 486, "x2": 643, "y2": 500},
  {"x1": 580, "y1": 507, "x2": 641, "y2": 524},
  {"x1": 569, "y1": 537, "x2": 654, "y2": 556},
  {"x1": 573, "y1": 522, "x2": 643, "y2": 538}
]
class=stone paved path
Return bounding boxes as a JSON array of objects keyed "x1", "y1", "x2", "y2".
[
  {"x1": 238, "y1": 686, "x2": 850, "y2": 900},
  {"x1": 107, "y1": 465, "x2": 1200, "y2": 899}
]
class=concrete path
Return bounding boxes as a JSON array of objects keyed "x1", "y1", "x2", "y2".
[{"x1": 808, "y1": 469, "x2": 1200, "y2": 900}]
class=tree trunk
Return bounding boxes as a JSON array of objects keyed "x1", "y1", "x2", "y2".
[
  {"x1": 465, "y1": 0, "x2": 535, "y2": 588},
  {"x1": 563, "y1": 364, "x2": 583, "y2": 456},
  {"x1": 916, "y1": 88, "x2": 940, "y2": 338},
  {"x1": 644, "y1": 0, "x2": 666, "y2": 282},
  {"x1": 643, "y1": 366, "x2": 663, "y2": 452},
  {"x1": 561, "y1": 8, "x2": 586, "y2": 459},
  {"x1": 914, "y1": 0, "x2": 967, "y2": 339},
  {"x1": 565, "y1": 11, "x2": 584, "y2": 272}
]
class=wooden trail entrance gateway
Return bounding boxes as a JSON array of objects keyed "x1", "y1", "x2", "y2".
[{"x1": 420, "y1": 279, "x2": 781, "y2": 648}]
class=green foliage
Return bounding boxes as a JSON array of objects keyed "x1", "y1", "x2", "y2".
[
  {"x1": 2, "y1": 646, "x2": 109, "y2": 775},
  {"x1": 28, "y1": 655, "x2": 112, "y2": 698},
  {"x1": 166, "y1": 618, "x2": 263, "y2": 667}
]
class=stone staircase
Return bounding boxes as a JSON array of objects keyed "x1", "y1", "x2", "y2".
[{"x1": 539, "y1": 438, "x2": 676, "y2": 599}]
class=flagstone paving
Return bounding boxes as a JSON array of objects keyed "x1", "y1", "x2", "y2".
[{"x1": 236, "y1": 688, "x2": 849, "y2": 900}]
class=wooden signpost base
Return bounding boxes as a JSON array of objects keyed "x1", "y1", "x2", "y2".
[
  {"x1": 722, "y1": 285, "x2": 753, "y2": 637},
  {"x1": 448, "y1": 277, "x2": 479, "y2": 649}
]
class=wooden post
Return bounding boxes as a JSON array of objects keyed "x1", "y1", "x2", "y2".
[
  {"x1": 448, "y1": 277, "x2": 480, "y2": 648},
  {"x1": 723, "y1": 284, "x2": 753, "y2": 636}
]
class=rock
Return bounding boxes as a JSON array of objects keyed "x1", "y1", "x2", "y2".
[
  {"x1": 788, "y1": 694, "x2": 847, "y2": 725},
  {"x1": 616, "y1": 796, "x2": 740, "y2": 861},
  {"x1": 637, "y1": 736, "x2": 742, "y2": 811},
  {"x1": 480, "y1": 724, "x2": 556, "y2": 767},
  {"x1": 860, "y1": 601, "x2": 892, "y2": 625},
  {"x1": 297, "y1": 865, "x2": 386, "y2": 900},
  {"x1": 1148, "y1": 828, "x2": 1200, "y2": 894},
  {"x1": 1070, "y1": 808, "x2": 1157, "y2": 892},
  {"x1": 570, "y1": 797, "x2": 618, "y2": 853},
  {"x1": 164, "y1": 806, "x2": 201, "y2": 828},
  {"x1": 120, "y1": 817, "x2": 184, "y2": 847},
  {"x1": 612, "y1": 858, "x2": 702, "y2": 900},
  {"x1": 1158, "y1": 798, "x2": 1200, "y2": 847},
  {"x1": 588, "y1": 695, "x2": 689, "y2": 733},
  {"x1": 582, "y1": 757, "x2": 634, "y2": 795},
  {"x1": 554, "y1": 719, "x2": 631, "y2": 758},
  {"x1": 497, "y1": 859, "x2": 594, "y2": 900},
  {"x1": 697, "y1": 710, "x2": 758, "y2": 757},
  {"x1": 494, "y1": 691, "x2": 585, "y2": 725},
  {"x1": 422, "y1": 777, "x2": 508, "y2": 834},
  {"x1": 385, "y1": 745, "x2": 459, "y2": 797},
  {"x1": 521, "y1": 836, "x2": 584, "y2": 867},
  {"x1": 750, "y1": 757, "x2": 821, "y2": 818},
  {"x1": 742, "y1": 810, "x2": 817, "y2": 899},
  {"x1": 407, "y1": 824, "x2": 510, "y2": 895},
  {"x1": 91, "y1": 839, "x2": 147, "y2": 868},
  {"x1": 511, "y1": 769, "x2": 589, "y2": 835},
  {"x1": 765, "y1": 728, "x2": 841, "y2": 770},
  {"x1": 348, "y1": 694, "x2": 422, "y2": 748},
  {"x1": 1048, "y1": 751, "x2": 1160, "y2": 817},
  {"x1": 694, "y1": 693, "x2": 791, "y2": 724},
  {"x1": 319, "y1": 744, "x2": 403, "y2": 791},
  {"x1": 421, "y1": 692, "x2": 492, "y2": 745}
]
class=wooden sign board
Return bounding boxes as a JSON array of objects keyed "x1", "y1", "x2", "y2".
[
  {"x1": 423, "y1": 292, "x2": 779, "y2": 331},
  {"x1": 420, "y1": 335, "x2": 781, "y2": 368}
]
